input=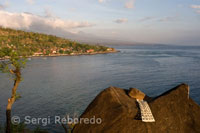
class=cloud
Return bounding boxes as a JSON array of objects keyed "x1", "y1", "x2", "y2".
[
  {"x1": 98, "y1": 0, "x2": 106, "y2": 3},
  {"x1": 139, "y1": 17, "x2": 155, "y2": 22},
  {"x1": 0, "y1": 4, "x2": 6, "y2": 10},
  {"x1": 190, "y1": 5, "x2": 200, "y2": 14},
  {"x1": 158, "y1": 15, "x2": 179, "y2": 22},
  {"x1": 0, "y1": 1, "x2": 9, "y2": 10},
  {"x1": 44, "y1": 7, "x2": 55, "y2": 18},
  {"x1": 26, "y1": 0, "x2": 35, "y2": 5},
  {"x1": 196, "y1": 10, "x2": 200, "y2": 14},
  {"x1": 139, "y1": 16, "x2": 179, "y2": 23},
  {"x1": 177, "y1": 4, "x2": 183, "y2": 8},
  {"x1": 69, "y1": 8, "x2": 76, "y2": 12},
  {"x1": 0, "y1": 10, "x2": 94, "y2": 34},
  {"x1": 114, "y1": 18, "x2": 128, "y2": 23},
  {"x1": 111, "y1": 31, "x2": 118, "y2": 35},
  {"x1": 125, "y1": 0, "x2": 135, "y2": 9},
  {"x1": 190, "y1": 5, "x2": 200, "y2": 9}
]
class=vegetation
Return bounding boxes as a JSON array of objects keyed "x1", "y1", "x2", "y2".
[
  {"x1": 0, "y1": 27, "x2": 112, "y2": 59},
  {"x1": 0, "y1": 46, "x2": 27, "y2": 133}
]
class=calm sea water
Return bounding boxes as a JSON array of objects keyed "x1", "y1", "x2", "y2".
[{"x1": 0, "y1": 45, "x2": 200, "y2": 132}]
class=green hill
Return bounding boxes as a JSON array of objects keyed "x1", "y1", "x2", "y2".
[{"x1": 0, "y1": 27, "x2": 115, "y2": 58}]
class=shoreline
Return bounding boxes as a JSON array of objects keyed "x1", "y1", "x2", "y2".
[{"x1": 0, "y1": 50, "x2": 119, "y2": 61}]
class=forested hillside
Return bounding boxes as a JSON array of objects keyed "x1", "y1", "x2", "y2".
[{"x1": 0, "y1": 27, "x2": 114, "y2": 58}]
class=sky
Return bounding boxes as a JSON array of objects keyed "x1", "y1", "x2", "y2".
[{"x1": 0, "y1": 0, "x2": 200, "y2": 45}]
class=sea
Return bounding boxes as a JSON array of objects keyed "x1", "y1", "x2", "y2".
[{"x1": 0, "y1": 45, "x2": 200, "y2": 132}]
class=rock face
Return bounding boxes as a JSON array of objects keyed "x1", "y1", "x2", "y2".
[
  {"x1": 73, "y1": 84, "x2": 200, "y2": 133},
  {"x1": 128, "y1": 88, "x2": 146, "y2": 100}
]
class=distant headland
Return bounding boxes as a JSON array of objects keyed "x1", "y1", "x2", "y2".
[{"x1": 0, "y1": 27, "x2": 117, "y2": 60}]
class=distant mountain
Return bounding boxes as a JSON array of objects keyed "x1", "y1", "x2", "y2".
[{"x1": 19, "y1": 27, "x2": 151, "y2": 46}]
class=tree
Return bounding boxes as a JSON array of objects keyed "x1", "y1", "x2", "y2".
[
  {"x1": 59, "y1": 49, "x2": 64, "y2": 54},
  {"x1": 0, "y1": 48, "x2": 27, "y2": 133}
]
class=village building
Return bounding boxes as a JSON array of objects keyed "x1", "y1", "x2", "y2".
[{"x1": 87, "y1": 49, "x2": 94, "y2": 53}]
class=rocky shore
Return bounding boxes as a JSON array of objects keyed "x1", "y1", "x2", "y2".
[{"x1": 73, "y1": 84, "x2": 200, "y2": 133}]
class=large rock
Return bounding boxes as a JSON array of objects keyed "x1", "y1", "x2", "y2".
[{"x1": 73, "y1": 84, "x2": 200, "y2": 133}]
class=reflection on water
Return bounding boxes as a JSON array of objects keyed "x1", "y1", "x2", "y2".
[{"x1": 0, "y1": 45, "x2": 200, "y2": 132}]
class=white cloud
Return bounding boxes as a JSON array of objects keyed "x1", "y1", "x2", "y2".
[
  {"x1": 125, "y1": 0, "x2": 135, "y2": 9},
  {"x1": 190, "y1": 5, "x2": 200, "y2": 9},
  {"x1": 190, "y1": 5, "x2": 200, "y2": 14},
  {"x1": 0, "y1": 10, "x2": 94, "y2": 34},
  {"x1": 26, "y1": 0, "x2": 35, "y2": 5},
  {"x1": 98, "y1": 0, "x2": 106, "y2": 3},
  {"x1": 114, "y1": 18, "x2": 128, "y2": 23}
]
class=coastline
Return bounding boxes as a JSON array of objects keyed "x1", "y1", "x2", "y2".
[{"x1": 0, "y1": 50, "x2": 119, "y2": 60}]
